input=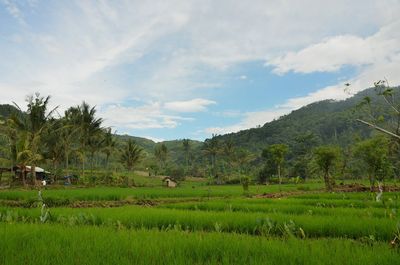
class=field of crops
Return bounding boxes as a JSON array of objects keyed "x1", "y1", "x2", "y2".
[{"x1": 0, "y1": 182, "x2": 399, "y2": 264}]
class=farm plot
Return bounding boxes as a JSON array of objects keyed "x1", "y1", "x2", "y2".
[{"x1": 0, "y1": 186, "x2": 399, "y2": 264}]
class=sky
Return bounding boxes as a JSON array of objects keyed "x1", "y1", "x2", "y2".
[{"x1": 1, "y1": 0, "x2": 400, "y2": 142}]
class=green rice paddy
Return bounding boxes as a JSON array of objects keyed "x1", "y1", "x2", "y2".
[{"x1": 1, "y1": 182, "x2": 399, "y2": 264}]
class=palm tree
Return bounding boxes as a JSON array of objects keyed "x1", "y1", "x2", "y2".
[
  {"x1": 154, "y1": 143, "x2": 168, "y2": 172},
  {"x1": 182, "y1": 139, "x2": 190, "y2": 174},
  {"x1": 233, "y1": 148, "x2": 254, "y2": 181},
  {"x1": 67, "y1": 102, "x2": 103, "y2": 178},
  {"x1": 42, "y1": 118, "x2": 65, "y2": 181},
  {"x1": 102, "y1": 128, "x2": 116, "y2": 170},
  {"x1": 59, "y1": 109, "x2": 80, "y2": 175},
  {"x1": 87, "y1": 133, "x2": 105, "y2": 175},
  {"x1": 121, "y1": 139, "x2": 143, "y2": 171},
  {"x1": 203, "y1": 134, "x2": 220, "y2": 182},
  {"x1": 11, "y1": 93, "x2": 56, "y2": 185},
  {"x1": 223, "y1": 139, "x2": 235, "y2": 177}
]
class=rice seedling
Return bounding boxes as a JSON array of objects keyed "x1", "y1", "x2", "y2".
[{"x1": 0, "y1": 223, "x2": 399, "y2": 265}]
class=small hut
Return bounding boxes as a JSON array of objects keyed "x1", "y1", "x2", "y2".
[
  {"x1": 163, "y1": 177, "x2": 177, "y2": 188},
  {"x1": 13, "y1": 165, "x2": 50, "y2": 183}
]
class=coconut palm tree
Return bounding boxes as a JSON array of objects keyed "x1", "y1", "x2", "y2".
[
  {"x1": 59, "y1": 109, "x2": 80, "y2": 175},
  {"x1": 102, "y1": 128, "x2": 116, "y2": 170},
  {"x1": 154, "y1": 143, "x2": 168, "y2": 172},
  {"x1": 67, "y1": 102, "x2": 103, "y2": 178},
  {"x1": 223, "y1": 139, "x2": 235, "y2": 177},
  {"x1": 203, "y1": 134, "x2": 220, "y2": 182},
  {"x1": 182, "y1": 139, "x2": 191, "y2": 174},
  {"x1": 10, "y1": 93, "x2": 56, "y2": 185},
  {"x1": 121, "y1": 139, "x2": 143, "y2": 171}
]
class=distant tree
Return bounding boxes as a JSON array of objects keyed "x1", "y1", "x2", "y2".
[
  {"x1": 166, "y1": 165, "x2": 185, "y2": 181},
  {"x1": 314, "y1": 145, "x2": 340, "y2": 191},
  {"x1": 87, "y1": 133, "x2": 105, "y2": 175},
  {"x1": 182, "y1": 139, "x2": 191, "y2": 174},
  {"x1": 233, "y1": 148, "x2": 254, "y2": 180},
  {"x1": 223, "y1": 139, "x2": 235, "y2": 177},
  {"x1": 262, "y1": 144, "x2": 289, "y2": 184},
  {"x1": 354, "y1": 136, "x2": 392, "y2": 191},
  {"x1": 291, "y1": 132, "x2": 320, "y2": 180},
  {"x1": 0, "y1": 117, "x2": 19, "y2": 169},
  {"x1": 203, "y1": 134, "x2": 220, "y2": 182},
  {"x1": 154, "y1": 143, "x2": 168, "y2": 172},
  {"x1": 121, "y1": 139, "x2": 143, "y2": 171}
]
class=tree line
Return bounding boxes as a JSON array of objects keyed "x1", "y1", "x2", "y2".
[{"x1": 0, "y1": 80, "x2": 398, "y2": 188}]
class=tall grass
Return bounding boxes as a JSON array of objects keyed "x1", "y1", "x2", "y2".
[
  {"x1": 0, "y1": 223, "x2": 398, "y2": 265},
  {"x1": 0, "y1": 205, "x2": 397, "y2": 240},
  {"x1": 160, "y1": 200, "x2": 399, "y2": 218},
  {"x1": 0, "y1": 183, "x2": 326, "y2": 203}
]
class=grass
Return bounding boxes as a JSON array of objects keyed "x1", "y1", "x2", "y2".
[
  {"x1": 0, "y1": 223, "x2": 399, "y2": 265},
  {"x1": 0, "y1": 202, "x2": 398, "y2": 240},
  {"x1": 1, "y1": 181, "x2": 399, "y2": 264},
  {"x1": 0, "y1": 183, "x2": 325, "y2": 204}
]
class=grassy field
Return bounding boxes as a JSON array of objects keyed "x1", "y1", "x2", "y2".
[
  {"x1": 1, "y1": 223, "x2": 399, "y2": 265},
  {"x1": 0, "y1": 180, "x2": 399, "y2": 264},
  {"x1": 0, "y1": 182, "x2": 325, "y2": 204}
]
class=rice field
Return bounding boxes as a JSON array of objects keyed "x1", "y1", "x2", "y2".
[
  {"x1": 1, "y1": 182, "x2": 399, "y2": 264},
  {"x1": 0, "y1": 182, "x2": 324, "y2": 204}
]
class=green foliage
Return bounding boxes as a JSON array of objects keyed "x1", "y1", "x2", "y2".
[
  {"x1": 154, "y1": 143, "x2": 168, "y2": 172},
  {"x1": 261, "y1": 144, "x2": 289, "y2": 184},
  {"x1": 313, "y1": 145, "x2": 341, "y2": 190},
  {"x1": 166, "y1": 166, "x2": 185, "y2": 181},
  {"x1": 1, "y1": 223, "x2": 399, "y2": 265},
  {"x1": 354, "y1": 136, "x2": 393, "y2": 188},
  {"x1": 120, "y1": 139, "x2": 143, "y2": 171}
]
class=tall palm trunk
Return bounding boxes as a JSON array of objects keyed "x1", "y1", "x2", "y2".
[
  {"x1": 278, "y1": 164, "x2": 282, "y2": 185},
  {"x1": 105, "y1": 154, "x2": 110, "y2": 170},
  {"x1": 65, "y1": 148, "x2": 70, "y2": 175},
  {"x1": 31, "y1": 164, "x2": 37, "y2": 186},
  {"x1": 324, "y1": 171, "x2": 332, "y2": 191}
]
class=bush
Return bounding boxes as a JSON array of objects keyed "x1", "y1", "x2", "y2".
[
  {"x1": 167, "y1": 166, "x2": 186, "y2": 181},
  {"x1": 225, "y1": 178, "x2": 241, "y2": 184}
]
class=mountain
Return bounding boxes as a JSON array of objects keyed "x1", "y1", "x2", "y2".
[
  {"x1": 0, "y1": 104, "x2": 21, "y2": 119},
  {"x1": 114, "y1": 134, "x2": 203, "y2": 165},
  {"x1": 211, "y1": 86, "x2": 398, "y2": 155}
]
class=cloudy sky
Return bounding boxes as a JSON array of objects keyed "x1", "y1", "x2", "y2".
[{"x1": 1, "y1": 0, "x2": 400, "y2": 141}]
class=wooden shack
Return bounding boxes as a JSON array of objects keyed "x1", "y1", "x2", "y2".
[
  {"x1": 163, "y1": 177, "x2": 177, "y2": 188},
  {"x1": 12, "y1": 165, "x2": 50, "y2": 183}
]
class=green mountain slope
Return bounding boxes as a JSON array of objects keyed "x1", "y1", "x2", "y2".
[{"x1": 212, "y1": 86, "x2": 398, "y2": 154}]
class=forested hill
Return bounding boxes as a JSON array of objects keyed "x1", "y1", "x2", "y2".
[
  {"x1": 211, "y1": 86, "x2": 399, "y2": 154},
  {"x1": 0, "y1": 104, "x2": 21, "y2": 119},
  {"x1": 114, "y1": 134, "x2": 203, "y2": 159}
]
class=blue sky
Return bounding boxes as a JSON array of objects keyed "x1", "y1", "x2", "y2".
[{"x1": 1, "y1": 1, "x2": 400, "y2": 141}]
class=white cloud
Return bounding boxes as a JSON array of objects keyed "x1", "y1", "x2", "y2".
[
  {"x1": 1, "y1": 0, "x2": 26, "y2": 25},
  {"x1": 164, "y1": 98, "x2": 216, "y2": 112},
  {"x1": 205, "y1": 108, "x2": 289, "y2": 135},
  {"x1": 99, "y1": 103, "x2": 193, "y2": 131},
  {"x1": 1, "y1": 1, "x2": 400, "y2": 138},
  {"x1": 268, "y1": 21, "x2": 400, "y2": 74},
  {"x1": 143, "y1": 136, "x2": 165, "y2": 143}
]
